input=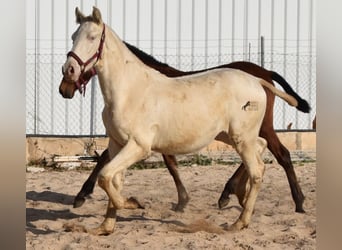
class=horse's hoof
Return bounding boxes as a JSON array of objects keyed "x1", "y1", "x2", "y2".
[
  {"x1": 124, "y1": 197, "x2": 145, "y2": 209},
  {"x1": 63, "y1": 222, "x2": 87, "y2": 233},
  {"x1": 228, "y1": 220, "x2": 248, "y2": 231},
  {"x1": 87, "y1": 226, "x2": 114, "y2": 236},
  {"x1": 73, "y1": 196, "x2": 86, "y2": 208},
  {"x1": 295, "y1": 207, "x2": 305, "y2": 213},
  {"x1": 173, "y1": 197, "x2": 190, "y2": 212},
  {"x1": 173, "y1": 203, "x2": 185, "y2": 212},
  {"x1": 218, "y1": 197, "x2": 230, "y2": 209}
]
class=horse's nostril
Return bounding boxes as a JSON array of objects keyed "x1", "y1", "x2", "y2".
[{"x1": 68, "y1": 66, "x2": 75, "y2": 75}]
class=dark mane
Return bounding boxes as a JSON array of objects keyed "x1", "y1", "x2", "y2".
[{"x1": 123, "y1": 42, "x2": 170, "y2": 68}]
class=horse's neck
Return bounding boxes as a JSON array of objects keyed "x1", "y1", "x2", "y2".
[{"x1": 96, "y1": 26, "x2": 159, "y2": 107}]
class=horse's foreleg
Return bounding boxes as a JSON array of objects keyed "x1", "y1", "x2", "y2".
[
  {"x1": 162, "y1": 154, "x2": 190, "y2": 212},
  {"x1": 91, "y1": 139, "x2": 149, "y2": 235},
  {"x1": 229, "y1": 137, "x2": 267, "y2": 231},
  {"x1": 74, "y1": 149, "x2": 110, "y2": 208},
  {"x1": 87, "y1": 200, "x2": 116, "y2": 235},
  {"x1": 112, "y1": 170, "x2": 144, "y2": 209}
]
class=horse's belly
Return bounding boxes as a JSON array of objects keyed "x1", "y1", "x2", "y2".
[
  {"x1": 152, "y1": 141, "x2": 210, "y2": 155},
  {"x1": 152, "y1": 127, "x2": 221, "y2": 155}
]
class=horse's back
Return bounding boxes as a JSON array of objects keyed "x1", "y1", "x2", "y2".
[{"x1": 168, "y1": 68, "x2": 267, "y2": 118}]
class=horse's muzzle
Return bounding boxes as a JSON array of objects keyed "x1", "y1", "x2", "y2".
[{"x1": 59, "y1": 78, "x2": 77, "y2": 99}]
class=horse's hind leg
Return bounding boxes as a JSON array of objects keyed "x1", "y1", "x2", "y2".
[
  {"x1": 74, "y1": 149, "x2": 110, "y2": 208},
  {"x1": 261, "y1": 127, "x2": 305, "y2": 213},
  {"x1": 216, "y1": 131, "x2": 250, "y2": 209},
  {"x1": 162, "y1": 154, "x2": 190, "y2": 211},
  {"x1": 219, "y1": 129, "x2": 305, "y2": 213},
  {"x1": 218, "y1": 163, "x2": 247, "y2": 209},
  {"x1": 219, "y1": 137, "x2": 266, "y2": 209},
  {"x1": 229, "y1": 137, "x2": 267, "y2": 230}
]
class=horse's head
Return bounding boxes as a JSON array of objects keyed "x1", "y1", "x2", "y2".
[{"x1": 59, "y1": 7, "x2": 105, "y2": 98}]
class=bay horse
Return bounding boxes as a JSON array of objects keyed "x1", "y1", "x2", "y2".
[
  {"x1": 60, "y1": 7, "x2": 305, "y2": 235},
  {"x1": 68, "y1": 26, "x2": 310, "y2": 214}
]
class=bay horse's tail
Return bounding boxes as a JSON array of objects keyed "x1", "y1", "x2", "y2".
[
  {"x1": 259, "y1": 80, "x2": 300, "y2": 110},
  {"x1": 271, "y1": 71, "x2": 311, "y2": 113}
]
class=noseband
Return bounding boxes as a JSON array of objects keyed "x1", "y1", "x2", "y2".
[{"x1": 65, "y1": 24, "x2": 106, "y2": 96}]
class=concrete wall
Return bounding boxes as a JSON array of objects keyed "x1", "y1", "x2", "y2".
[{"x1": 26, "y1": 132, "x2": 316, "y2": 165}]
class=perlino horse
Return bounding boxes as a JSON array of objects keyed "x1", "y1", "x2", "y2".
[
  {"x1": 61, "y1": 7, "x2": 300, "y2": 235},
  {"x1": 69, "y1": 45, "x2": 310, "y2": 214}
]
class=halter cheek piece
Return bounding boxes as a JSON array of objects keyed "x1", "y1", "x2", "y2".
[{"x1": 65, "y1": 24, "x2": 106, "y2": 96}]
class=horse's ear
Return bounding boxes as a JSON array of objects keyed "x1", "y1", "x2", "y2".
[
  {"x1": 75, "y1": 7, "x2": 85, "y2": 24},
  {"x1": 92, "y1": 6, "x2": 103, "y2": 24}
]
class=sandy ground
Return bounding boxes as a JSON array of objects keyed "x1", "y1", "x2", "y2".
[{"x1": 26, "y1": 162, "x2": 316, "y2": 249}]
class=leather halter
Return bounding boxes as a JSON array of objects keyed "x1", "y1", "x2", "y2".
[{"x1": 65, "y1": 24, "x2": 106, "y2": 96}]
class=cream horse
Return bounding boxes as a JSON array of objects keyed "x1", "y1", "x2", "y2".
[{"x1": 61, "y1": 7, "x2": 299, "y2": 235}]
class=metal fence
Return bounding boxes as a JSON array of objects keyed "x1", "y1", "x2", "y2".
[{"x1": 26, "y1": 0, "x2": 316, "y2": 136}]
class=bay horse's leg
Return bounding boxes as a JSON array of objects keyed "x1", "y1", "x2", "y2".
[
  {"x1": 260, "y1": 126, "x2": 305, "y2": 213},
  {"x1": 259, "y1": 81, "x2": 305, "y2": 213},
  {"x1": 74, "y1": 149, "x2": 110, "y2": 208},
  {"x1": 89, "y1": 139, "x2": 149, "y2": 235},
  {"x1": 229, "y1": 137, "x2": 267, "y2": 231},
  {"x1": 162, "y1": 154, "x2": 190, "y2": 211},
  {"x1": 218, "y1": 163, "x2": 247, "y2": 209}
]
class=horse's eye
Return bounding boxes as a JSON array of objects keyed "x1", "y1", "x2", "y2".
[{"x1": 89, "y1": 35, "x2": 96, "y2": 41}]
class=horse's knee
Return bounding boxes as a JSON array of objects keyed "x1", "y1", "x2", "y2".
[
  {"x1": 98, "y1": 174, "x2": 112, "y2": 190},
  {"x1": 112, "y1": 171, "x2": 125, "y2": 191}
]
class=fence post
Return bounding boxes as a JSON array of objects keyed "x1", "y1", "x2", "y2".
[
  {"x1": 248, "y1": 43, "x2": 251, "y2": 61},
  {"x1": 260, "y1": 36, "x2": 264, "y2": 67},
  {"x1": 90, "y1": 77, "x2": 96, "y2": 136}
]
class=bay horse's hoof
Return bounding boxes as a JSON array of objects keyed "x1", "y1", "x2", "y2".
[
  {"x1": 73, "y1": 196, "x2": 86, "y2": 208},
  {"x1": 173, "y1": 204, "x2": 185, "y2": 212},
  {"x1": 295, "y1": 207, "x2": 305, "y2": 213},
  {"x1": 63, "y1": 222, "x2": 87, "y2": 233},
  {"x1": 218, "y1": 196, "x2": 231, "y2": 209},
  {"x1": 173, "y1": 203, "x2": 186, "y2": 212},
  {"x1": 173, "y1": 196, "x2": 190, "y2": 212}
]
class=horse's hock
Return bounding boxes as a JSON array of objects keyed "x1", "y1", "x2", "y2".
[{"x1": 26, "y1": 132, "x2": 316, "y2": 166}]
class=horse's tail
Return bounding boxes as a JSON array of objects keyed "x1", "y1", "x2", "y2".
[
  {"x1": 259, "y1": 79, "x2": 301, "y2": 110},
  {"x1": 270, "y1": 71, "x2": 311, "y2": 113}
]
